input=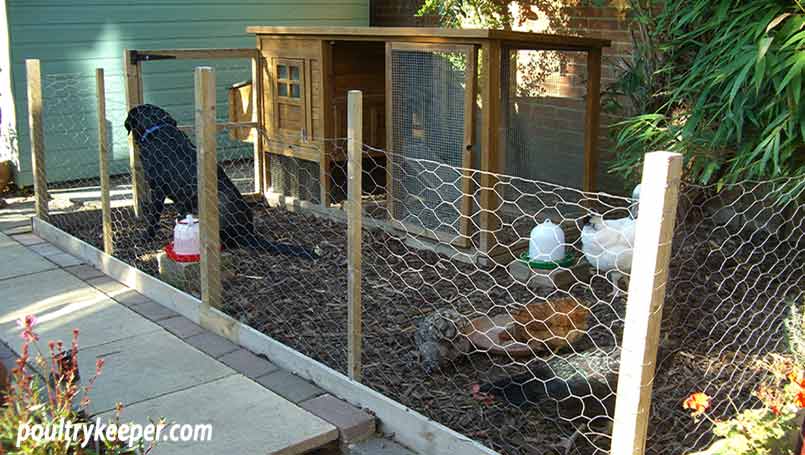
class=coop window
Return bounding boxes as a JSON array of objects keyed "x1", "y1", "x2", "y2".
[{"x1": 277, "y1": 62, "x2": 302, "y2": 99}]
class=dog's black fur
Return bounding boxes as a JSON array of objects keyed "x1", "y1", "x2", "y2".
[{"x1": 124, "y1": 104, "x2": 317, "y2": 259}]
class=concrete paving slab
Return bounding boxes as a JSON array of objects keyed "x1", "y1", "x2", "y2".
[
  {"x1": 347, "y1": 438, "x2": 418, "y2": 455},
  {"x1": 45, "y1": 252, "x2": 84, "y2": 267},
  {"x1": 80, "y1": 330, "x2": 235, "y2": 414},
  {"x1": 255, "y1": 370, "x2": 325, "y2": 404},
  {"x1": 218, "y1": 349, "x2": 277, "y2": 379},
  {"x1": 185, "y1": 332, "x2": 239, "y2": 358},
  {"x1": 0, "y1": 232, "x2": 18, "y2": 248},
  {"x1": 105, "y1": 374, "x2": 338, "y2": 455},
  {"x1": 85, "y1": 276, "x2": 130, "y2": 297},
  {"x1": 1, "y1": 223, "x2": 31, "y2": 235},
  {"x1": 10, "y1": 233, "x2": 46, "y2": 246},
  {"x1": 63, "y1": 264, "x2": 106, "y2": 281},
  {"x1": 300, "y1": 395, "x2": 376, "y2": 443},
  {"x1": 0, "y1": 270, "x2": 161, "y2": 350},
  {"x1": 157, "y1": 317, "x2": 205, "y2": 339},
  {"x1": 29, "y1": 243, "x2": 65, "y2": 257},
  {"x1": 0, "y1": 244, "x2": 57, "y2": 280},
  {"x1": 128, "y1": 301, "x2": 179, "y2": 322},
  {"x1": 111, "y1": 289, "x2": 152, "y2": 307}
]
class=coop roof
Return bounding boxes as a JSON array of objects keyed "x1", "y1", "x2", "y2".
[{"x1": 246, "y1": 26, "x2": 611, "y2": 51}]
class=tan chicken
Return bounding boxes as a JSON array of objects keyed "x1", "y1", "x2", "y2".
[{"x1": 499, "y1": 297, "x2": 590, "y2": 352}]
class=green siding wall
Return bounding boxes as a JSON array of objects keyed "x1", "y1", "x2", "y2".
[{"x1": 7, "y1": 0, "x2": 369, "y2": 185}]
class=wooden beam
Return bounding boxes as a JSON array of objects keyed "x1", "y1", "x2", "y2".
[
  {"x1": 479, "y1": 40, "x2": 503, "y2": 257},
  {"x1": 176, "y1": 121, "x2": 259, "y2": 133},
  {"x1": 384, "y1": 42, "x2": 395, "y2": 220},
  {"x1": 26, "y1": 59, "x2": 48, "y2": 221},
  {"x1": 96, "y1": 68, "x2": 113, "y2": 255},
  {"x1": 123, "y1": 49, "x2": 145, "y2": 217},
  {"x1": 252, "y1": 55, "x2": 265, "y2": 194},
  {"x1": 459, "y1": 46, "x2": 478, "y2": 248},
  {"x1": 611, "y1": 151, "x2": 683, "y2": 455},
  {"x1": 347, "y1": 90, "x2": 363, "y2": 382},
  {"x1": 133, "y1": 48, "x2": 258, "y2": 60},
  {"x1": 583, "y1": 48, "x2": 602, "y2": 192},
  {"x1": 195, "y1": 67, "x2": 222, "y2": 310},
  {"x1": 319, "y1": 40, "x2": 332, "y2": 207}
]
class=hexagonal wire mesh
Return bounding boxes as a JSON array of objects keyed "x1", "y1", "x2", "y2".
[{"x1": 37, "y1": 65, "x2": 805, "y2": 455}]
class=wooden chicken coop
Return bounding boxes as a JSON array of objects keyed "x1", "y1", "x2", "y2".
[{"x1": 232, "y1": 26, "x2": 611, "y2": 258}]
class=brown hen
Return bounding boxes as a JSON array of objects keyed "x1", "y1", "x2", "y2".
[{"x1": 500, "y1": 297, "x2": 590, "y2": 352}]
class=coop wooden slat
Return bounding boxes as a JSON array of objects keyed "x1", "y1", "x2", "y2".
[
  {"x1": 246, "y1": 27, "x2": 611, "y2": 51},
  {"x1": 123, "y1": 49, "x2": 145, "y2": 217},
  {"x1": 459, "y1": 46, "x2": 478, "y2": 249},
  {"x1": 136, "y1": 48, "x2": 258, "y2": 60},
  {"x1": 479, "y1": 40, "x2": 503, "y2": 258},
  {"x1": 583, "y1": 48, "x2": 602, "y2": 192}
]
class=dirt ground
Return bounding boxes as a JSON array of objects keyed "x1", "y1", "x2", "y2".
[{"x1": 50, "y1": 197, "x2": 804, "y2": 455}]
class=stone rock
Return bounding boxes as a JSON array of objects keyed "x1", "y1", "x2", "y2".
[{"x1": 157, "y1": 251, "x2": 234, "y2": 295}]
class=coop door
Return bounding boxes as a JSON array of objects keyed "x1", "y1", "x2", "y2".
[
  {"x1": 271, "y1": 58, "x2": 309, "y2": 146},
  {"x1": 387, "y1": 43, "x2": 476, "y2": 247}
]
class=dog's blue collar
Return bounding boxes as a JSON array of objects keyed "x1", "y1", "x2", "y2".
[{"x1": 140, "y1": 123, "x2": 169, "y2": 143}]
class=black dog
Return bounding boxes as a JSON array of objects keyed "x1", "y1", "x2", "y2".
[{"x1": 124, "y1": 104, "x2": 318, "y2": 259}]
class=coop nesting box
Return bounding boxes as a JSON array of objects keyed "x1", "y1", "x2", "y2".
[{"x1": 234, "y1": 26, "x2": 610, "y2": 259}]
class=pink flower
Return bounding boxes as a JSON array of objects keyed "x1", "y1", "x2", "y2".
[
  {"x1": 16, "y1": 314, "x2": 38, "y2": 330},
  {"x1": 17, "y1": 314, "x2": 39, "y2": 342}
]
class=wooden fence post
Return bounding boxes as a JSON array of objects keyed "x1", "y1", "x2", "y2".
[
  {"x1": 195, "y1": 67, "x2": 222, "y2": 310},
  {"x1": 96, "y1": 68, "x2": 113, "y2": 255},
  {"x1": 123, "y1": 49, "x2": 145, "y2": 217},
  {"x1": 347, "y1": 90, "x2": 363, "y2": 382},
  {"x1": 611, "y1": 151, "x2": 683, "y2": 455},
  {"x1": 26, "y1": 59, "x2": 48, "y2": 221},
  {"x1": 251, "y1": 55, "x2": 265, "y2": 194}
]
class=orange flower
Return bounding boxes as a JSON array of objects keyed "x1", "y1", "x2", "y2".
[
  {"x1": 683, "y1": 392, "x2": 711, "y2": 417},
  {"x1": 796, "y1": 391, "x2": 805, "y2": 408},
  {"x1": 770, "y1": 405, "x2": 781, "y2": 416}
]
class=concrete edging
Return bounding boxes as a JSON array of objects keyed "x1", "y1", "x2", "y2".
[{"x1": 32, "y1": 217, "x2": 498, "y2": 455}]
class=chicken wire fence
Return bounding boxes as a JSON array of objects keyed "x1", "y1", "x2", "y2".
[
  {"x1": 31, "y1": 70, "x2": 805, "y2": 455},
  {"x1": 648, "y1": 178, "x2": 805, "y2": 454}
]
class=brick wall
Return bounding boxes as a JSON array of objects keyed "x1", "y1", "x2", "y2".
[{"x1": 370, "y1": 0, "x2": 439, "y2": 26}]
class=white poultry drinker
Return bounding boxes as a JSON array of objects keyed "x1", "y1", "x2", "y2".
[
  {"x1": 528, "y1": 220, "x2": 565, "y2": 263},
  {"x1": 173, "y1": 215, "x2": 200, "y2": 257}
]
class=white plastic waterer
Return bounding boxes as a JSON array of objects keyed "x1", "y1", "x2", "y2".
[
  {"x1": 630, "y1": 184, "x2": 642, "y2": 218},
  {"x1": 173, "y1": 215, "x2": 200, "y2": 256},
  {"x1": 528, "y1": 219, "x2": 565, "y2": 263}
]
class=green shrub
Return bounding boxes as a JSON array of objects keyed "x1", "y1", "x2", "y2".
[{"x1": 610, "y1": 0, "x2": 805, "y2": 191}]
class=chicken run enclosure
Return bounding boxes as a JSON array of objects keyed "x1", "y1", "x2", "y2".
[{"x1": 21, "y1": 26, "x2": 805, "y2": 455}]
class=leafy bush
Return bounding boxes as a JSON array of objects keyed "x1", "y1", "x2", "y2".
[
  {"x1": 685, "y1": 362, "x2": 805, "y2": 455},
  {"x1": 786, "y1": 301, "x2": 805, "y2": 367},
  {"x1": 610, "y1": 0, "x2": 805, "y2": 189}
]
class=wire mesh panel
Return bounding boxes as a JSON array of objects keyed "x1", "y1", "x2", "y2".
[
  {"x1": 646, "y1": 179, "x2": 805, "y2": 454},
  {"x1": 501, "y1": 48, "x2": 587, "y2": 191},
  {"x1": 360, "y1": 146, "x2": 635, "y2": 455},
  {"x1": 140, "y1": 60, "x2": 255, "y2": 194},
  {"x1": 389, "y1": 44, "x2": 472, "y2": 243}
]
